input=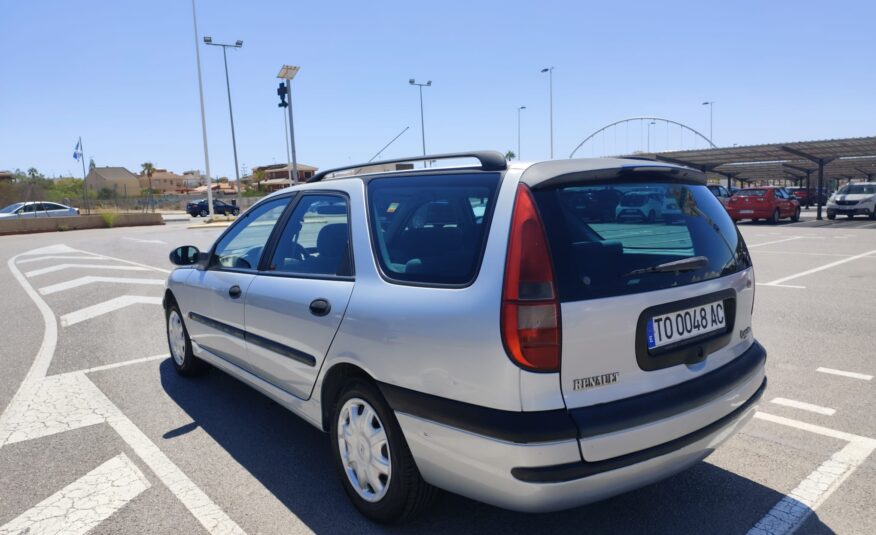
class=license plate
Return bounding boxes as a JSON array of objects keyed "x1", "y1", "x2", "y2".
[
  {"x1": 740, "y1": 210, "x2": 754, "y2": 214},
  {"x1": 646, "y1": 301, "x2": 726, "y2": 350}
]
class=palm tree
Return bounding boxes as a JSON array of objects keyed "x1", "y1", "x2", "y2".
[
  {"x1": 504, "y1": 150, "x2": 516, "y2": 161},
  {"x1": 27, "y1": 167, "x2": 40, "y2": 180},
  {"x1": 141, "y1": 162, "x2": 155, "y2": 212}
]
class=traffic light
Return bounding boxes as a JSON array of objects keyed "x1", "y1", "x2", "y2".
[{"x1": 277, "y1": 82, "x2": 288, "y2": 108}]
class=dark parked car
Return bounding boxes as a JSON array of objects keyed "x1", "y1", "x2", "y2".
[{"x1": 186, "y1": 199, "x2": 240, "y2": 217}]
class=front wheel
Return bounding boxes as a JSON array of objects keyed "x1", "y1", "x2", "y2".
[
  {"x1": 792, "y1": 207, "x2": 801, "y2": 222},
  {"x1": 870, "y1": 209, "x2": 876, "y2": 221},
  {"x1": 847, "y1": 213, "x2": 855, "y2": 219},
  {"x1": 827, "y1": 212, "x2": 836, "y2": 220},
  {"x1": 199, "y1": 209, "x2": 208, "y2": 217},
  {"x1": 330, "y1": 380, "x2": 435, "y2": 523},
  {"x1": 166, "y1": 304, "x2": 207, "y2": 376},
  {"x1": 232, "y1": 209, "x2": 240, "y2": 216}
]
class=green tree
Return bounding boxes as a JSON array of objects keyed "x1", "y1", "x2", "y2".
[
  {"x1": 504, "y1": 150, "x2": 516, "y2": 161},
  {"x1": 141, "y1": 162, "x2": 155, "y2": 212},
  {"x1": 27, "y1": 167, "x2": 41, "y2": 179}
]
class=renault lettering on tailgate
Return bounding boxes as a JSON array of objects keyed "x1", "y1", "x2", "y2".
[{"x1": 646, "y1": 301, "x2": 726, "y2": 350}]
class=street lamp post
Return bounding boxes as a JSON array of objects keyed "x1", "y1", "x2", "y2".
[
  {"x1": 517, "y1": 106, "x2": 526, "y2": 159},
  {"x1": 702, "y1": 101, "x2": 714, "y2": 146},
  {"x1": 190, "y1": 0, "x2": 214, "y2": 218},
  {"x1": 647, "y1": 120, "x2": 656, "y2": 152},
  {"x1": 409, "y1": 79, "x2": 431, "y2": 167},
  {"x1": 540, "y1": 67, "x2": 554, "y2": 159},
  {"x1": 204, "y1": 37, "x2": 243, "y2": 198},
  {"x1": 277, "y1": 65, "x2": 300, "y2": 187}
]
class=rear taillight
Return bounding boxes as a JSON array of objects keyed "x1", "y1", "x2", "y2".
[{"x1": 501, "y1": 184, "x2": 561, "y2": 372}]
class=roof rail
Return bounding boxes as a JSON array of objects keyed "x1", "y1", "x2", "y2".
[{"x1": 306, "y1": 150, "x2": 507, "y2": 183}]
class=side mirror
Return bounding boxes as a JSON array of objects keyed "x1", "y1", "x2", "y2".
[{"x1": 169, "y1": 245, "x2": 203, "y2": 266}]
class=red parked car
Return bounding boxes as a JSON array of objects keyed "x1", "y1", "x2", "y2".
[{"x1": 727, "y1": 187, "x2": 801, "y2": 224}]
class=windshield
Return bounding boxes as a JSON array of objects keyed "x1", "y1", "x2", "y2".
[
  {"x1": 837, "y1": 184, "x2": 876, "y2": 195},
  {"x1": 534, "y1": 180, "x2": 751, "y2": 301},
  {"x1": 0, "y1": 203, "x2": 23, "y2": 214},
  {"x1": 734, "y1": 189, "x2": 767, "y2": 197}
]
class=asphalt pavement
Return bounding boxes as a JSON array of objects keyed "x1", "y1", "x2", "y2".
[{"x1": 0, "y1": 214, "x2": 874, "y2": 534}]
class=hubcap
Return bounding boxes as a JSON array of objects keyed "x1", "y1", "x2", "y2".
[
  {"x1": 168, "y1": 310, "x2": 187, "y2": 366},
  {"x1": 337, "y1": 398, "x2": 391, "y2": 502}
]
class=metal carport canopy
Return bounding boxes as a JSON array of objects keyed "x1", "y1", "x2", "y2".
[{"x1": 631, "y1": 136, "x2": 876, "y2": 219}]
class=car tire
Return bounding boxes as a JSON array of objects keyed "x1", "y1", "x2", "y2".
[
  {"x1": 870, "y1": 209, "x2": 876, "y2": 221},
  {"x1": 847, "y1": 213, "x2": 854, "y2": 219},
  {"x1": 199, "y1": 209, "x2": 208, "y2": 217},
  {"x1": 232, "y1": 209, "x2": 240, "y2": 216},
  {"x1": 770, "y1": 209, "x2": 780, "y2": 225},
  {"x1": 827, "y1": 212, "x2": 836, "y2": 220},
  {"x1": 166, "y1": 303, "x2": 208, "y2": 377},
  {"x1": 792, "y1": 207, "x2": 801, "y2": 222},
  {"x1": 330, "y1": 379, "x2": 436, "y2": 524},
  {"x1": 647, "y1": 210, "x2": 656, "y2": 223}
]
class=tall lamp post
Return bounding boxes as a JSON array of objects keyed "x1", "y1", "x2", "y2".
[
  {"x1": 540, "y1": 67, "x2": 554, "y2": 159},
  {"x1": 204, "y1": 36, "x2": 243, "y2": 197},
  {"x1": 190, "y1": 0, "x2": 214, "y2": 218},
  {"x1": 277, "y1": 65, "x2": 300, "y2": 187},
  {"x1": 647, "y1": 120, "x2": 656, "y2": 152},
  {"x1": 409, "y1": 79, "x2": 431, "y2": 167},
  {"x1": 517, "y1": 106, "x2": 526, "y2": 160},
  {"x1": 702, "y1": 101, "x2": 714, "y2": 146}
]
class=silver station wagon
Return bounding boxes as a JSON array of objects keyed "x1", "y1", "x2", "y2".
[{"x1": 164, "y1": 152, "x2": 766, "y2": 523}]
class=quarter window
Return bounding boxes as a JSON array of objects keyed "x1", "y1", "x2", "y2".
[
  {"x1": 269, "y1": 195, "x2": 351, "y2": 276},
  {"x1": 212, "y1": 196, "x2": 290, "y2": 270}
]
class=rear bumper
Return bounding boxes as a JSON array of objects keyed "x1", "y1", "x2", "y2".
[
  {"x1": 727, "y1": 208, "x2": 772, "y2": 219},
  {"x1": 386, "y1": 341, "x2": 767, "y2": 512}
]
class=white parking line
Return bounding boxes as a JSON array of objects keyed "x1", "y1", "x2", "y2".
[
  {"x1": 816, "y1": 367, "x2": 873, "y2": 381},
  {"x1": 770, "y1": 398, "x2": 836, "y2": 416},
  {"x1": 755, "y1": 283, "x2": 806, "y2": 289},
  {"x1": 122, "y1": 237, "x2": 168, "y2": 244},
  {"x1": 760, "y1": 249, "x2": 876, "y2": 286},
  {"x1": 26, "y1": 263, "x2": 149, "y2": 277},
  {"x1": 60, "y1": 295, "x2": 164, "y2": 327},
  {"x1": 16, "y1": 255, "x2": 110, "y2": 265},
  {"x1": 747, "y1": 236, "x2": 803, "y2": 248},
  {"x1": 39, "y1": 276, "x2": 165, "y2": 295},
  {"x1": 0, "y1": 454, "x2": 150, "y2": 535},
  {"x1": 81, "y1": 354, "x2": 168, "y2": 374},
  {"x1": 749, "y1": 412, "x2": 876, "y2": 535}
]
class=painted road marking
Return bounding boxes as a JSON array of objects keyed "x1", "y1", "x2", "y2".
[
  {"x1": 749, "y1": 412, "x2": 876, "y2": 535},
  {"x1": 16, "y1": 255, "x2": 109, "y2": 265},
  {"x1": 81, "y1": 354, "x2": 168, "y2": 374},
  {"x1": 0, "y1": 454, "x2": 150, "y2": 535},
  {"x1": 39, "y1": 276, "x2": 165, "y2": 295},
  {"x1": 816, "y1": 367, "x2": 873, "y2": 381},
  {"x1": 747, "y1": 236, "x2": 803, "y2": 248},
  {"x1": 2, "y1": 245, "x2": 246, "y2": 535},
  {"x1": 770, "y1": 398, "x2": 836, "y2": 416},
  {"x1": 761, "y1": 249, "x2": 876, "y2": 286},
  {"x1": 26, "y1": 263, "x2": 149, "y2": 277},
  {"x1": 756, "y1": 283, "x2": 806, "y2": 289},
  {"x1": 61, "y1": 295, "x2": 163, "y2": 327},
  {"x1": 122, "y1": 237, "x2": 168, "y2": 244}
]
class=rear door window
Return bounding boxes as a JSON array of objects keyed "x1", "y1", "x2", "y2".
[
  {"x1": 366, "y1": 173, "x2": 500, "y2": 285},
  {"x1": 533, "y1": 181, "x2": 751, "y2": 302}
]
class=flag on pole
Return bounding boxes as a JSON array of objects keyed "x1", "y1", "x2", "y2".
[{"x1": 73, "y1": 139, "x2": 82, "y2": 160}]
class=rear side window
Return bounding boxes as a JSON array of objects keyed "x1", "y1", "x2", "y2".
[
  {"x1": 367, "y1": 173, "x2": 500, "y2": 285},
  {"x1": 534, "y1": 181, "x2": 751, "y2": 302}
]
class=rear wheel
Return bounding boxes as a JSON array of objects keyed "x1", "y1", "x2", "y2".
[
  {"x1": 199, "y1": 209, "x2": 208, "y2": 217},
  {"x1": 827, "y1": 212, "x2": 836, "y2": 220},
  {"x1": 330, "y1": 380, "x2": 435, "y2": 523},
  {"x1": 791, "y1": 207, "x2": 801, "y2": 222},
  {"x1": 770, "y1": 209, "x2": 780, "y2": 225},
  {"x1": 166, "y1": 304, "x2": 207, "y2": 376},
  {"x1": 870, "y1": 209, "x2": 876, "y2": 221}
]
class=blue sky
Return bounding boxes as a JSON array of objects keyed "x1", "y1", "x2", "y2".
[{"x1": 2, "y1": 0, "x2": 874, "y2": 178}]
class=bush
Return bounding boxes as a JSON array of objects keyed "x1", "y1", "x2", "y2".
[{"x1": 100, "y1": 212, "x2": 117, "y2": 228}]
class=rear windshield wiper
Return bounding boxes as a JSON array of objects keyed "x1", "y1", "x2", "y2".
[{"x1": 623, "y1": 256, "x2": 709, "y2": 277}]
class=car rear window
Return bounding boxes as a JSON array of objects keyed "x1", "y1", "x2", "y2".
[
  {"x1": 367, "y1": 173, "x2": 500, "y2": 285},
  {"x1": 533, "y1": 180, "x2": 751, "y2": 302},
  {"x1": 734, "y1": 189, "x2": 767, "y2": 197}
]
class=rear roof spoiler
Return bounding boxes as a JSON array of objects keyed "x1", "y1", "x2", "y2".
[
  {"x1": 521, "y1": 158, "x2": 706, "y2": 189},
  {"x1": 307, "y1": 150, "x2": 507, "y2": 183}
]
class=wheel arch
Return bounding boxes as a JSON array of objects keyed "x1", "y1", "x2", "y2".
[{"x1": 319, "y1": 362, "x2": 378, "y2": 432}]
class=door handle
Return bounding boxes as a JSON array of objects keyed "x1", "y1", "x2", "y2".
[
  {"x1": 309, "y1": 298, "x2": 331, "y2": 317},
  {"x1": 228, "y1": 285, "x2": 242, "y2": 299}
]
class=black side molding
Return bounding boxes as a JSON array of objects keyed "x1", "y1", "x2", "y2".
[
  {"x1": 512, "y1": 376, "x2": 767, "y2": 484},
  {"x1": 187, "y1": 312, "x2": 316, "y2": 367},
  {"x1": 377, "y1": 382, "x2": 578, "y2": 444}
]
